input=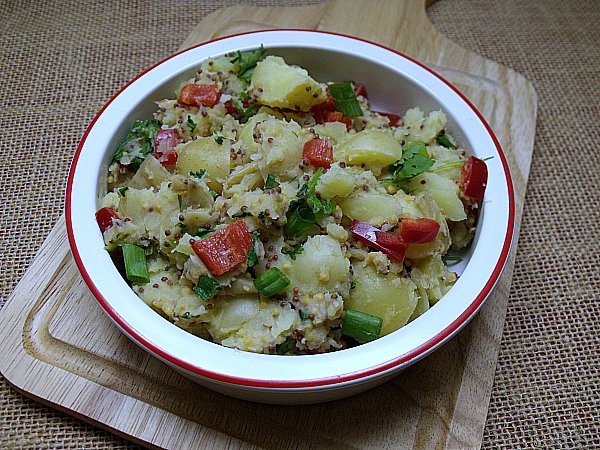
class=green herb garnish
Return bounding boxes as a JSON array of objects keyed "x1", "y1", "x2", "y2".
[
  {"x1": 436, "y1": 133, "x2": 456, "y2": 149},
  {"x1": 189, "y1": 170, "x2": 206, "y2": 179},
  {"x1": 328, "y1": 82, "x2": 363, "y2": 118},
  {"x1": 112, "y1": 119, "x2": 161, "y2": 166},
  {"x1": 247, "y1": 230, "x2": 261, "y2": 267},
  {"x1": 187, "y1": 115, "x2": 197, "y2": 132},
  {"x1": 282, "y1": 246, "x2": 304, "y2": 260},
  {"x1": 214, "y1": 136, "x2": 224, "y2": 145},
  {"x1": 265, "y1": 174, "x2": 280, "y2": 189},
  {"x1": 230, "y1": 44, "x2": 266, "y2": 82}
]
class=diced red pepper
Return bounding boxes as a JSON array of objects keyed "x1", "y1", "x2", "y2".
[
  {"x1": 325, "y1": 111, "x2": 353, "y2": 130},
  {"x1": 302, "y1": 138, "x2": 334, "y2": 169},
  {"x1": 459, "y1": 155, "x2": 488, "y2": 201},
  {"x1": 374, "y1": 231, "x2": 406, "y2": 249},
  {"x1": 154, "y1": 129, "x2": 181, "y2": 167},
  {"x1": 177, "y1": 83, "x2": 221, "y2": 107},
  {"x1": 95, "y1": 207, "x2": 120, "y2": 234},
  {"x1": 350, "y1": 220, "x2": 408, "y2": 262},
  {"x1": 192, "y1": 220, "x2": 254, "y2": 276},
  {"x1": 377, "y1": 112, "x2": 403, "y2": 127},
  {"x1": 224, "y1": 100, "x2": 237, "y2": 115},
  {"x1": 354, "y1": 84, "x2": 367, "y2": 98},
  {"x1": 310, "y1": 92, "x2": 336, "y2": 125},
  {"x1": 399, "y1": 218, "x2": 440, "y2": 244}
]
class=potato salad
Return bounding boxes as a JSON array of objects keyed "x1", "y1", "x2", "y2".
[{"x1": 96, "y1": 47, "x2": 488, "y2": 354}]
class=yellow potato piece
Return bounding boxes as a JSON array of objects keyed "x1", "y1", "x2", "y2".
[
  {"x1": 334, "y1": 129, "x2": 403, "y2": 175},
  {"x1": 346, "y1": 262, "x2": 419, "y2": 336},
  {"x1": 250, "y1": 56, "x2": 327, "y2": 111},
  {"x1": 175, "y1": 136, "x2": 231, "y2": 194}
]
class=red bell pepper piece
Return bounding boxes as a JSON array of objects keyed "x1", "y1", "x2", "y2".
[
  {"x1": 224, "y1": 100, "x2": 238, "y2": 115},
  {"x1": 459, "y1": 156, "x2": 488, "y2": 201},
  {"x1": 399, "y1": 218, "x2": 440, "y2": 244},
  {"x1": 354, "y1": 84, "x2": 367, "y2": 98},
  {"x1": 192, "y1": 220, "x2": 254, "y2": 276},
  {"x1": 350, "y1": 220, "x2": 408, "y2": 262},
  {"x1": 325, "y1": 111, "x2": 353, "y2": 130},
  {"x1": 154, "y1": 129, "x2": 181, "y2": 167},
  {"x1": 377, "y1": 112, "x2": 402, "y2": 127},
  {"x1": 302, "y1": 138, "x2": 334, "y2": 169},
  {"x1": 177, "y1": 83, "x2": 221, "y2": 107},
  {"x1": 95, "y1": 207, "x2": 120, "y2": 234}
]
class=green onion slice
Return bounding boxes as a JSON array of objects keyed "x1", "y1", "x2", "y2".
[
  {"x1": 328, "y1": 82, "x2": 363, "y2": 117},
  {"x1": 284, "y1": 206, "x2": 315, "y2": 237},
  {"x1": 254, "y1": 267, "x2": 290, "y2": 297},
  {"x1": 122, "y1": 244, "x2": 150, "y2": 284},
  {"x1": 193, "y1": 275, "x2": 222, "y2": 301},
  {"x1": 341, "y1": 309, "x2": 383, "y2": 342}
]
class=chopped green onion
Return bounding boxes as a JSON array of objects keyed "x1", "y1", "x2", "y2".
[
  {"x1": 181, "y1": 312, "x2": 191, "y2": 319},
  {"x1": 119, "y1": 187, "x2": 128, "y2": 197},
  {"x1": 254, "y1": 267, "x2": 290, "y2": 297},
  {"x1": 328, "y1": 82, "x2": 363, "y2": 117},
  {"x1": 214, "y1": 136, "x2": 224, "y2": 145},
  {"x1": 193, "y1": 275, "x2": 222, "y2": 301},
  {"x1": 284, "y1": 206, "x2": 315, "y2": 237},
  {"x1": 436, "y1": 133, "x2": 456, "y2": 149},
  {"x1": 265, "y1": 174, "x2": 280, "y2": 189},
  {"x1": 299, "y1": 309, "x2": 309, "y2": 321},
  {"x1": 442, "y1": 255, "x2": 463, "y2": 265},
  {"x1": 122, "y1": 244, "x2": 150, "y2": 284},
  {"x1": 341, "y1": 309, "x2": 383, "y2": 342}
]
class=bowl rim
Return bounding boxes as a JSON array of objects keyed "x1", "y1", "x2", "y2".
[{"x1": 66, "y1": 29, "x2": 515, "y2": 390}]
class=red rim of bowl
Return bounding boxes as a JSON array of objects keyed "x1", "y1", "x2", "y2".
[{"x1": 66, "y1": 29, "x2": 515, "y2": 389}]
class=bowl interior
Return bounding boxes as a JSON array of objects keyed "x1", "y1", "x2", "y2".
[{"x1": 68, "y1": 30, "x2": 513, "y2": 390}]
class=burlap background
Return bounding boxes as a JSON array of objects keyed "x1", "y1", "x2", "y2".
[{"x1": 1, "y1": 0, "x2": 598, "y2": 448}]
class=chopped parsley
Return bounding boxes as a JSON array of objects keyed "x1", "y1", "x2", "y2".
[
  {"x1": 189, "y1": 170, "x2": 206, "y2": 179},
  {"x1": 231, "y1": 210, "x2": 253, "y2": 219},
  {"x1": 247, "y1": 230, "x2": 261, "y2": 267},
  {"x1": 112, "y1": 119, "x2": 162, "y2": 170},
  {"x1": 230, "y1": 44, "x2": 266, "y2": 82},
  {"x1": 214, "y1": 136, "x2": 224, "y2": 145},
  {"x1": 265, "y1": 174, "x2": 280, "y2": 189},
  {"x1": 282, "y1": 246, "x2": 304, "y2": 260},
  {"x1": 187, "y1": 115, "x2": 197, "y2": 132},
  {"x1": 119, "y1": 187, "x2": 128, "y2": 197}
]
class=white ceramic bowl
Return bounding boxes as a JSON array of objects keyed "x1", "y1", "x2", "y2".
[{"x1": 66, "y1": 30, "x2": 514, "y2": 404}]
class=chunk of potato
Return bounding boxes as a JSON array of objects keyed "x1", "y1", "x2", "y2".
[
  {"x1": 254, "y1": 118, "x2": 306, "y2": 181},
  {"x1": 339, "y1": 191, "x2": 403, "y2": 226},
  {"x1": 334, "y1": 129, "x2": 403, "y2": 175},
  {"x1": 405, "y1": 172, "x2": 467, "y2": 221},
  {"x1": 291, "y1": 234, "x2": 351, "y2": 296},
  {"x1": 176, "y1": 136, "x2": 231, "y2": 194},
  {"x1": 315, "y1": 166, "x2": 355, "y2": 198},
  {"x1": 346, "y1": 261, "x2": 419, "y2": 336},
  {"x1": 250, "y1": 56, "x2": 327, "y2": 111},
  {"x1": 409, "y1": 255, "x2": 457, "y2": 305}
]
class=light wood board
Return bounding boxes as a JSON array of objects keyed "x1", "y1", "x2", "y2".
[{"x1": 0, "y1": 1, "x2": 537, "y2": 448}]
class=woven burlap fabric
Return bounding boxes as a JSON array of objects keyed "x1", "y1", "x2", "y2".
[{"x1": 1, "y1": 0, "x2": 598, "y2": 448}]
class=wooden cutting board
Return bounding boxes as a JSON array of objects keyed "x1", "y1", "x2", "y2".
[{"x1": 0, "y1": 1, "x2": 536, "y2": 449}]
